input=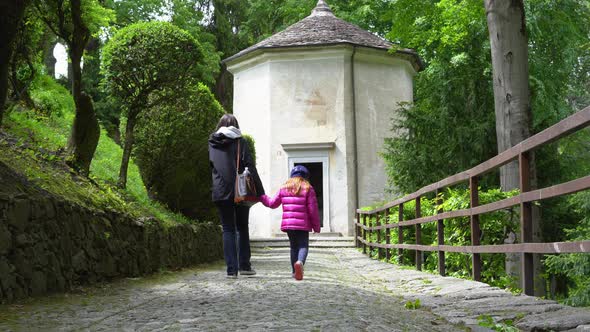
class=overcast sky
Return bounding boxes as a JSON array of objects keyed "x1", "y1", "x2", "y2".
[{"x1": 53, "y1": 43, "x2": 68, "y2": 78}]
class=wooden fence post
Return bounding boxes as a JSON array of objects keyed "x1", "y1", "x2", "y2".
[
  {"x1": 470, "y1": 176, "x2": 482, "y2": 281},
  {"x1": 375, "y1": 212, "x2": 381, "y2": 260},
  {"x1": 415, "y1": 196, "x2": 422, "y2": 271},
  {"x1": 362, "y1": 214, "x2": 367, "y2": 255},
  {"x1": 436, "y1": 190, "x2": 446, "y2": 276},
  {"x1": 520, "y1": 152, "x2": 534, "y2": 296},
  {"x1": 355, "y1": 212, "x2": 360, "y2": 248},
  {"x1": 385, "y1": 208, "x2": 391, "y2": 262},
  {"x1": 398, "y1": 203, "x2": 404, "y2": 265}
]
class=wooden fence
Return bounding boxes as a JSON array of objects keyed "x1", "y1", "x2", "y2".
[{"x1": 355, "y1": 105, "x2": 590, "y2": 296}]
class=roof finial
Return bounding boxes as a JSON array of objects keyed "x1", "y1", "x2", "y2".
[{"x1": 311, "y1": 0, "x2": 334, "y2": 17}]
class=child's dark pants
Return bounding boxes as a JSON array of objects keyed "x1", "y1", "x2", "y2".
[{"x1": 286, "y1": 230, "x2": 309, "y2": 272}]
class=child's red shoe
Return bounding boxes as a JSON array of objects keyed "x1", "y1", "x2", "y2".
[{"x1": 294, "y1": 261, "x2": 304, "y2": 280}]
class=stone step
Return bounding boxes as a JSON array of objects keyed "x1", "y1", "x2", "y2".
[{"x1": 251, "y1": 236, "x2": 356, "y2": 248}]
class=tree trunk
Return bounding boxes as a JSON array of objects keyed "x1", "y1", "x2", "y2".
[
  {"x1": 65, "y1": 0, "x2": 100, "y2": 176},
  {"x1": 484, "y1": 0, "x2": 544, "y2": 296},
  {"x1": 0, "y1": 0, "x2": 28, "y2": 127},
  {"x1": 67, "y1": 93, "x2": 100, "y2": 176},
  {"x1": 82, "y1": 37, "x2": 101, "y2": 95},
  {"x1": 486, "y1": 0, "x2": 531, "y2": 190},
  {"x1": 118, "y1": 115, "x2": 136, "y2": 189},
  {"x1": 67, "y1": 59, "x2": 74, "y2": 89},
  {"x1": 41, "y1": 31, "x2": 57, "y2": 78},
  {"x1": 214, "y1": 66, "x2": 233, "y2": 112}
]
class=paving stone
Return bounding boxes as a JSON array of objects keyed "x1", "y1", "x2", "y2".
[
  {"x1": 0, "y1": 248, "x2": 463, "y2": 331},
  {"x1": 0, "y1": 247, "x2": 588, "y2": 331},
  {"x1": 336, "y1": 249, "x2": 590, "y2": 331}
]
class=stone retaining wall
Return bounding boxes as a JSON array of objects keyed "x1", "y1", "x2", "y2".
[{"x1": 0, "y1": 170, "x2": 222, "y2": 303}]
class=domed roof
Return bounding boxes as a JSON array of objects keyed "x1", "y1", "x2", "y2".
[{"x1": 224, "y1": 0, "x2": 422, "y2": 70}]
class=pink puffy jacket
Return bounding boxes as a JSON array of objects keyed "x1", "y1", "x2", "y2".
[{"x1": 260, "y1": 186, "x2": 321, "y2": 233}]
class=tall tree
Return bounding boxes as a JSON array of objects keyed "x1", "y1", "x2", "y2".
[
  {"x1": 34, "y1": 0, "x2": 113, "y2": 175},
  {"x1": 102, "y1": 22, "x2": 204, "y2": 188},
  {"x1": 484, "y1": 0, "x2": 543, "y2": 295},
  {"x1": 485, "y1": 0, "x2": 531, "y2": 190},
  {"x1": 41, "y1": 30, "x2": 58, "y2": 78},
  {"x1": 0, "y1": 0, "x2": 29, "y2": 127}
]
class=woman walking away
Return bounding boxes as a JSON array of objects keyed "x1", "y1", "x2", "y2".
[
  {"x1": 260, "y1": 165, "x2": 320, "y2": 280},
  {"x1": 209, "y1": 114, "x2": 264, "y2": 278}
]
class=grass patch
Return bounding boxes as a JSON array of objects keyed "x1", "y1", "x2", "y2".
[
  {"x1": 2, "y1": 89, "x2": 194, "y2": 227},
  {"x1": 404, "y1": 299, "x2": 421, "y2": 309},
  {"x1": 477, "y1": 315, "x2": 519, "y2": 332}
]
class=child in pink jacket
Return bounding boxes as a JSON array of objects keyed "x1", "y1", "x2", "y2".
[{"x1": 260, "y1": 165, "x2": 321, "y2": 280}]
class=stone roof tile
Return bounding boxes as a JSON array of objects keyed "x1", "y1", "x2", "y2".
[{"x1": 224, "y1": 0, "x2": 422, "y2": 70}]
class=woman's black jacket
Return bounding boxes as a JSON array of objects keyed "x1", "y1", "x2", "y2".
[{"x1": 208, "y1": 133, "x2": 264, "y2": 202}]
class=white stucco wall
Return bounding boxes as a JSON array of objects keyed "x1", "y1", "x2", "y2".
[
  {"x1": 227, "y1": 46, "x2": 415, "y2": 238},
  {"x1": 353, "y1": 49, "x2": 416, "y2": 207},
  {"x1": 268, "y1": 50, "x2": 354, "y2": 236},
  {"x1": 229, "y1": 61, "x2": 273, "y2": 237},
  {"x1": 229, "y1": 48, "x2": 356, "y2": 237}
]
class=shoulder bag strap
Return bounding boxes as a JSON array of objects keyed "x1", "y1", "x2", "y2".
[{"x1": 235, "y1": 139, "x2": 241, "y2": 173}]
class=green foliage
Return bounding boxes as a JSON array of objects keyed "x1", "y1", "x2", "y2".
[
  {"x1": 378, "y1": 0, "x2": 590, "y2": 302},
  {"x1": 133, "y1": 83, "x2": 224, "y2": 220},
  {"x1": 243, "y1": 134, "x2": 256, "y2": 165},
  {"x1": 103, "y1": 0, "x2": 165, "y2": 26},
  {"x1": 3, "y1": 76, "x2": 196, "y2": 227},
  {"x1": 544, "y1": 191, "x2": 590, "y2": 307},
  {"x1": 101, "y1": 21, "x2": 203, "y2": 114},
  {"x1": 102, "y1": 21, "x2": 206, "y2": 188},
  {"x1": 29, "y1": 73, "x2": 75, "y2": 118},
  {"x1": 477, "y1": 315, "x2": 519, "y2": 332},
  {"x1": 9, "y1": 6, "x2": 47, "y2": 98},
  {"x1": 168, "y1": 0, "x2": 221, "y2": 88},
  {"x1": 404, "y1": 299, "x2": 421, "y2": 310},
  {"x1": 381, "y1": 0, "x2": 590, "y2": 194},
  {"x1": 82, "y1": 0, "x2": 115, "y2": 34},
  {"x1": 381, "y1": 0, "x2": 496, "y2": 194},
  {"x1": 7, "y1": 73, "x2": 74, "y2": 151},
  {"x1": 33, "y1": 0, "x2": 114, "y2": 39},
  {"x1": 363, "y1": 188, "x2": 519, "y2": 288},
  {"x1": 240, "y1": 0, "x2": 315, "y2": 42}
]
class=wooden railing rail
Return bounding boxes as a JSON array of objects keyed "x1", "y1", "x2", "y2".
[{"x1": 354, "y1": 105, "x2": 590, "y2": 295}]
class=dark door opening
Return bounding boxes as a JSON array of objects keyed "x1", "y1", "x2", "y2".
[{"x1": 294, "y1": 162, "x2": 323, "y2": 227}]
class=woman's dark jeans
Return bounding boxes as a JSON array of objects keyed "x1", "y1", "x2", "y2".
[
  {"x1": 215, "y1": 200, "x2": 252, "y2": 275},
  {"x1": 286, "y1": 230, "x2": 309, "y2": 272}
]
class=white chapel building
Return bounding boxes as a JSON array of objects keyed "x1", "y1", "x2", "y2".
[{"x1": 224, "y1": 0, "x2": 422, "y2": 238}]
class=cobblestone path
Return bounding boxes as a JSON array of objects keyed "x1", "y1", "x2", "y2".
[{"x1": 0, "y1": 247, "x2": 463, "y2": 331}]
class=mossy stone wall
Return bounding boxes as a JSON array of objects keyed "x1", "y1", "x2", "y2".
[{"x1": 0, "y1": 188, "x2": 222, "y2": 304}]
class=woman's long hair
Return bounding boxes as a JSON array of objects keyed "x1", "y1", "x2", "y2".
[
  {"x1": 282, "y1": 176, "x2": 310, "y2": 195},
  {"x1": 215, "y1": 114, "x2": 240, "y2": 131}
]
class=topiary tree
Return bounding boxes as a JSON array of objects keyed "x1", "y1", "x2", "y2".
[
  {"x1": 102, "y1": 21, "x2": 203, "y2": 188},
  {"x1": 133, "y1": 83, "x2": 224, "y2": 220}
]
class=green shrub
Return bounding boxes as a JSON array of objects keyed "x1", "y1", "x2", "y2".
[
  {"x1": 362, "y1": 187, "x2": 519, "y2": 288},
  {"x1": 544, "y1": 191, "x2": 590, "y2": 307},
  {"x1": 243, "y1": 134, "x2": 256, "y2": 165},
  {"x1": 133, "y1": 83, "x2": 224, "y2": 221}
]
